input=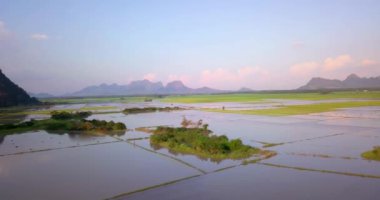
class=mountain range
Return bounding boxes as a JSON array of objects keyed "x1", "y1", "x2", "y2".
[
  {"x1": 2, "y1": 67, "x2": 379, "y2": 103},
  {"x1": 0, "y1": 70, "x2": 39, "y2": 107},
  {"x1": 298, "y1": 74, "x2": 380, "y2": 90},
  {"x1": 68, "y1": 80, "x2": 223, "y2": 97}
]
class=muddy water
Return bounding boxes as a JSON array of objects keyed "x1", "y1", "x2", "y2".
[{"x1": 0, "y1": 104, "x2": 380, "y2": 199}]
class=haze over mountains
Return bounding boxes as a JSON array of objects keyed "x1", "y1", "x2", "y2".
[
  {"x1": 67, "y1": 73, "x2": 380, "y2": 97},
  {"x1": 68, "y1": 80, "x2": 223, "y2": 97},
  {"x1": 0, "y1": 70, "x2": 39, "y2": 107},
  {"x1": 298, "y1": 74, "x2": 380, "y2": 90},
  {"x1": 2, "y1": 67, "x2": 380, "y2": 103}
]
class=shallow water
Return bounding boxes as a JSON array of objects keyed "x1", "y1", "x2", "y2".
[
  {"x1": 123, "y1": 163, "x2": 380, "y2": 200},
  {"x1": 0, "y1": 131, "x2": 119, "y2": 156},
  {"x1": 0, "y1": 142, "x2": 199, "y2": 200},
  {"x1": 1, "y1": 102, "x2": 380, "y2": 199},
  {"x1": 132, "y1": 139, "x2": 242, "y2": 173}
]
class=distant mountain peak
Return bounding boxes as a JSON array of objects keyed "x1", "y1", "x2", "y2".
[
  {"x1": 345, "y1": 73, "x2": 360, "y2": 80},
  {"x1": 238, "y1": 87, "x2": 253, "y2": 92},
  {"x1": 298, "y1": 74, "x2": 380, "y2": 90},
  {"x1": 166, "y1": 80, "x2": 186, "y2": 88}
]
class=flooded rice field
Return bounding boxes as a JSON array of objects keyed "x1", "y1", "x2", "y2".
[{"x1": 1, "y1": 101, "x2": 380, "y2": 200}]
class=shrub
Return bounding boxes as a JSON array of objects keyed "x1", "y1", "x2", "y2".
[
  {"x1": 150, "y1": 125, "x2": 258, "y2": 160},
  {"x1": 51, "y1": 111, "x2": 92, "y2": 120}
]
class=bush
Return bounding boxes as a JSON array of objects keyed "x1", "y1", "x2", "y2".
[
  {"x1": 51, "y1": 111, "x2": 92, "y2": 120},
  {"x1": 123, "y1": 107, "x2": 182, "y2": 114},
  {"x1": 0, "y1": 116, "x2": 127, "y2": 136},
  {"x1": 150, "y1": 126, "x2": 258, "y2": 160}
]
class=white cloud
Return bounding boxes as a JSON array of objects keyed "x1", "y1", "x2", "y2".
[
  {"x1": 360, "y1": 59, "x2": 378, "y2": 67},
  {"x1": 199, "y1": 67, "x2": 272, "y2": 90},
  {"x1": 30, "y1": 33, "x2": 49, "y2": 40},
  {"x1": 322, "y1": 54, "x2": 352, "y2": 72},
  {"x1": 289, "y1": 54, "x2": 380, "y2": 81},
  {"x1": 290, "y1": 62, "x2": 318, "y2": 77},
  {"x1": 146, "y1": 54, "x2": 379, "y2": 91}
]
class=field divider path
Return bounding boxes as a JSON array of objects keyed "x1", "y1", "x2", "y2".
[
  {"x1": 0, "y1": 140, "x2": 122, "y2": 157},
  {"x1": 258, "y1": 162, "x2": 380, "y2": 179},
  {"x1": 105, "y1": 144, "x2": 276, "y2": 200},
  {"x1": 112, "y1": 136, "x2": 207, "y2": 174},
  {"x1": 107, "y1": 174, "x2": 202, "y2": 200},
  {"x1": 284, "y1": 152, "x2": 361, "y2": 160},
  {"x1": 250, "y1": 133, "x2": 346, "y2": 150}
]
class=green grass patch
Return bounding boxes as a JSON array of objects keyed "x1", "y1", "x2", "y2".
[
  {"x1": 362, "y1": 146, "x2": 380, "y2": 161},
  {"x1": 78, "y1": 106, "x2": 117, "y2": 111},
  {"x1": 202, "y1": 101, "x2": 380, "y2": 116},
  {"x1": 262, "y1": 143, "x2": 284, "y2": 148},
  {"x1": 161, "y1": 91, "x2": 380, "y2": 103},
  {"x1": 123, "y1": 107, "x2": 182, "y2": 114}
]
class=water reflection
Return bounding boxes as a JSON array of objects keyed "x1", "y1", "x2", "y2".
[
  {"x1": 0, "y1": 135, "x2": 4, "y2": 144},
  {"x1": 150, "y1": 142, "x2": 225, "y2": 163},
  {"x1": 1, "y1": 102, "x2": 380, "y2": 200},
  {"x1": 0, "y1": 130, "x2": 125, "y2": 156}
]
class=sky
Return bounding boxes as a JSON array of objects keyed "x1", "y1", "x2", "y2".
[{"x1": 0, "y1": 0, "x2": 379, "y2": 95}]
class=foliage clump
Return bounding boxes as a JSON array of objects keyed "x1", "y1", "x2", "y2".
[
  {"x1": 51, "y1": 111, "x2": 92, "y2": 120},
  {"x1": 123, "y1": 107, "x2": 182, "y2": 114},
  {"x1": 150, "y1": 118, "x2": 259, "y2": 160},
  {"x1": 45, "y1": 119, "x2": 126, "y2": 132},
  {"x1": 0, "y1": 113, "x2": 126, "y2": 135},
  {"x1": 362, "y1": 146, "x2": 380, "y2": 161}
]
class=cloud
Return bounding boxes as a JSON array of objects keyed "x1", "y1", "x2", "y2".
[
  {"x1": 322, "y1": 54, "x2": 352, "y2": 71},
  {"x1": 360, "y1": 59, "x2": 378, "y2": 66},
  {"x1": 143, "y1": 73, "x2": 156, "y2": 81},
  {"x1": 30, "y1": 33, "x2": 49, "y2": 40},
  {"x1": 0, "y1": 20, "x2": 10, "y2": 39},
  {"x1": 145, "y1": 54, "x2": 379, "y2": 91},
  {"x1": 199, "y1": 67, "x2": 271, "y2": 89},
  {"x1": 289, "y1": 54, "x2": 380, "y2": 82},
  {"x1": 290, "y1": 62, "x2": 318, "y2": 77}
]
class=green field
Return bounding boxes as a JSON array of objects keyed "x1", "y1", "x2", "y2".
[
  {"x1": 202, "y1": 101, "x2": 380, "y2": 116},
  {"x1": 161, "y1": 91, "x2": 380, "y2": 103}
]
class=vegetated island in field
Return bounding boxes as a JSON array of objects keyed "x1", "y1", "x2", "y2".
[
  {"x1": 123, "y1": 106, "x2": 183, "y2": 114},
  {"x1": 149, "y1": 117, "x2": 274, "y2": 161},
  {"x1": 0, "y1": 111, "x2": 126, "y2": 136},
  {"x1": 361, "y1": 146, "x2": 380, "y2": 161}
]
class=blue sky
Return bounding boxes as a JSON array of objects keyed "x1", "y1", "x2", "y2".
[{"x1": 0, "y1": 0, "x2": 379, "y2": 94}]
